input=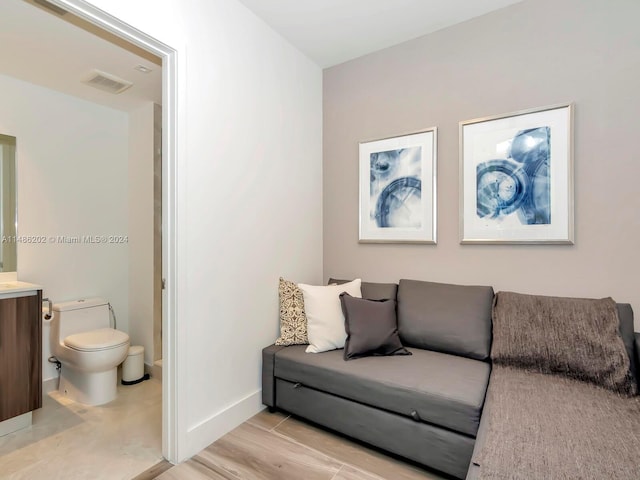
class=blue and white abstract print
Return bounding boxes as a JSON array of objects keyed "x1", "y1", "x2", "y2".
[
  {"x1": 369, "y1": 146, "x2": 422, "y2": 228},
  {"x1": 476, "y1": 126, "x2": 551, "y2": 225}
]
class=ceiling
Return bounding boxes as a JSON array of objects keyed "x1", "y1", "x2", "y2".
[
  {"x1": 238, "y1": 0, "x2": 524, "y2": 67},
  {"x1": 0, "y1": 0, "x2": 161, "y2": 112},
  {"x1": 0, "y1": 0, "x2": 523, "y2": 112}
]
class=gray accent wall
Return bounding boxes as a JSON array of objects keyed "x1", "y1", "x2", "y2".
[{"x1": 323, "y1": 0, "x2": 640, "y2": 328}]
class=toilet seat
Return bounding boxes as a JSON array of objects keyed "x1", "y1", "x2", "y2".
[{"x1": 64, "y1": 328, "x2": 129, "y2": 352}]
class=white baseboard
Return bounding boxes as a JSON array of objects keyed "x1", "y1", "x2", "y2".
[
  {"x1": 0, "y1": 411, "x2": 31, "y2": 436},
  {"x1": 185, "y1": 389, "x2": 263, "y2": 459},
  {"x1": 147, "y1": 362, "x2": 162, "y2": 381},
  {"x1": 43, "y1": 377, "x2": 59, "y2": 394}
]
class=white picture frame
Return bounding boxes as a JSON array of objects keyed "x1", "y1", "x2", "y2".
[
  {"x1": 359, "y1": 128, "x2": 437, "y2": 243},
  {"x1": 460, "y1": 103, "x2": 574, "y2": 244}
]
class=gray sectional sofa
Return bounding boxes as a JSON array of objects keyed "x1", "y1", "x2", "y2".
[{"x1": 262, "y1": 279, "x2": 640, "y2": 479}]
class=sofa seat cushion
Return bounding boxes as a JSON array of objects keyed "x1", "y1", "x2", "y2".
[{"x1": 274, "y1": 345, "x2": 490, "y2": 437}]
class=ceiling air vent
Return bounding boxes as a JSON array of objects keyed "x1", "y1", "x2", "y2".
[{"x1": 83, "y1": 70, "x2": 133, "y2": 95}]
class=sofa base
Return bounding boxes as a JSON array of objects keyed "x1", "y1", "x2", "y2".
[{"x1": 275, "y1": 378, "x2": 474, "y2": 479}]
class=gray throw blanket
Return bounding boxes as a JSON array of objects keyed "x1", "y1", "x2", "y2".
[
  {"x1": 491, "y1": 292, "x2": 636, "y2": 395},
  {"x1": 474, "y1": 366, "x2": 640, "y2": 479},
  {"x1": 475, "y1": 292, "x2": 640, "y2": 479}
]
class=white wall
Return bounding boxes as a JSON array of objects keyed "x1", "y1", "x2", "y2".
[
  {"x1": 83, "y1": 0, "x2": 323, "y2": 460},
  {"x1": 0, "y1": 73, "x2": 130, "y2": 382},
  {"x1": 128, "y1": 102, "x2": 154, "y2": 366},
  {"x1": 323, "y1": 0, "x2": 640, "y2": 327}
]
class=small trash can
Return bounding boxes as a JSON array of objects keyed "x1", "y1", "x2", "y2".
[{"x1": 122, "y1": 345, "x2": 145, "y2": 385}]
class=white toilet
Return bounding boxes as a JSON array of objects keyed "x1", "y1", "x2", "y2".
[{"x1": 49, "y1": 298, "x2": 130, "y2": 406}]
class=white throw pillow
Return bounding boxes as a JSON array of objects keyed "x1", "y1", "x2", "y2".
[{"x1": 298, "y1": 279, "x2": 362, "y2": 353}]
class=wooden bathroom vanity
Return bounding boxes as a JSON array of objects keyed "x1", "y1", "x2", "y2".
[{"x1": 0, "y1": 282, "x2": 42, "y2": 435}]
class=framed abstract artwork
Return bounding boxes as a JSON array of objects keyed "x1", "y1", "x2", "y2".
[
  {"x1": 359, "y1": 128, "x2": 437, "y2": 243},
  {"x1": 460, "y1": 103, "x2": 574, "y2": 244}
]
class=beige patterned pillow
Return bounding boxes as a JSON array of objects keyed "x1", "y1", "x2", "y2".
[{"x1": 275, "y1": 278, "x2": 308, "y2": 345}]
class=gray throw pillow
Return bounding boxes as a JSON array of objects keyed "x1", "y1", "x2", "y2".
[{"x1": 339, "y1": 293, "x2": 411, "y2": 361}]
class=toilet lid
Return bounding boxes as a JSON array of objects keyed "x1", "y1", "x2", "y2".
[{"x1": 64, "y1": 328, "x2": 129, "y2": 352}]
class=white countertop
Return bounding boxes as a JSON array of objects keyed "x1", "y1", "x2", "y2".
[{"x1": 0, "y1": 281, "x2": 42, "y2": 297}]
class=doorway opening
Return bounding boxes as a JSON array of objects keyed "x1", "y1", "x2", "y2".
[
  {"x1": 50, "y1": 0, "x2": 180, "y2": 463},
  {"x1": 0, "y1": 0, "x2": 179, "y2": 466}
]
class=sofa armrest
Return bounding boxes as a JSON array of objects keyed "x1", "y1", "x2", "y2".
[{"x1": 262, "y1": 344, "x2": 286, "y2": 407}]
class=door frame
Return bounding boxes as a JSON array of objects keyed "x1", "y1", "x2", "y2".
[{"x1": 52, "y1": 0, "x2": 181, "y2": 463}]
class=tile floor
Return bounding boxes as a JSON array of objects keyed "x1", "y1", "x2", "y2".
[{"x1": 0, "y1": 377, "x2": 163, "y2": 480}]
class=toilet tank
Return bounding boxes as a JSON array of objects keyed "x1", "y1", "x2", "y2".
[{"x1": 53, "y1": 298, "x2": 111, "y2": 341}]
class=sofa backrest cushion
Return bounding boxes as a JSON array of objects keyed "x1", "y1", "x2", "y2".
[
  {"x1": 329, "y1": 278, "x2": 398, "y2": 302},
  {"x1": 617, "y1": 303, "x2": 637, "y2": 381},
  {"x1": 397, "y1": 279, "x2": 494, "y2": 360}
]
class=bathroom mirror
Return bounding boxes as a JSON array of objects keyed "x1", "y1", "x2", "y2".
[{"x1": 0, "y1": 134, "x2": 17, "y2": 272}]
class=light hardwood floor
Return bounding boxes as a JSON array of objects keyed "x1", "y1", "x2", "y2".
[{"x1": 148, "y1": 410, "x2": 450, "y2": 480}]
